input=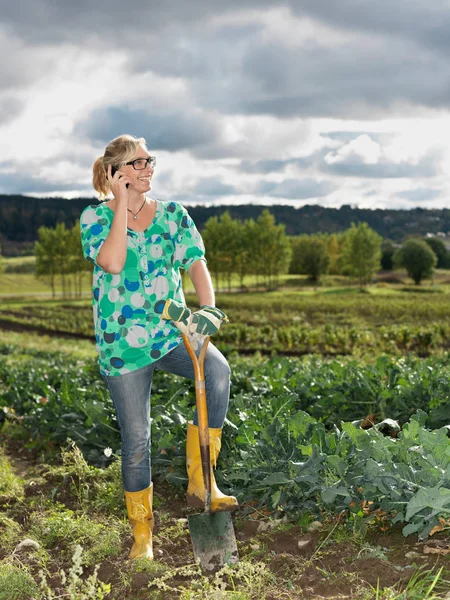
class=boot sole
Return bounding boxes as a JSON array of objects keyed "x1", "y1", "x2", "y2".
[{"x1": 187, "y1": 493, "x2": 239, "y2": 512}]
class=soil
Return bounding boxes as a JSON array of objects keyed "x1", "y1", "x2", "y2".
[{"x1": 2, "y1": 436, "x2": 450, "y2": 599}]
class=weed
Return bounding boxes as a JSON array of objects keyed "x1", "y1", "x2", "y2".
[
  {"x1": 39, "y1": 544, "x2": 111, "y2": 599},
  {"x1": 371, "y1": 566, "x2": 449, "y2": 600},
  {"x1": 130, "y1": 557, "x2": 168, "y2": 577},
  {"x1": 156, "y1": 518, "x2": 190, "y2": 543},
  {"x1": 0, "y1": 447, "x2": 24, "y2": 500},
  {"x1": 146, "y1": 559, "x2": 274, "y2": 598},
  {"x1": 0, "y1": 513, "x2": 22, "y2": 553},
  {"x1": 0, "y1": 563, "x2": 39, "y2": 600},
  {"x1": 29, "y1": 506, "x2": 126, "y2": 564}
]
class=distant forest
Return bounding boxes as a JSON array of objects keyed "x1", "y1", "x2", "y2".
[{"x1": 1, "y1": 193, "x2": 449, "y2": 256}]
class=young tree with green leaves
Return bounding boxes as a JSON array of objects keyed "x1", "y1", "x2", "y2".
[
  {"x1": 234, "y1": 219, "x2": 254, "y2": 290},
  {"x1": 424, "y1": 236, "x2": 448, "y2": 269},
  {"x1": 35, "y1": 226, "x2": 59, "y2": 297},
  {"x1": 340, "y1": 222, "x2": 382, "y2": 288},
  {"x1": 202, "y1": 211, "x2": 241, "y2": 292},
  {"x1": 290, "y1": 235, "x2": 330, "y2": 282},
  {"x1": 394, "y1": 238, "x2": 437, "y2": 285},
  {"x1": 251, "y1": 209, "x2": 292, "y2": 289},
  {"x1": 35, "y1": 223, "x2": 86, "y2": 298}
]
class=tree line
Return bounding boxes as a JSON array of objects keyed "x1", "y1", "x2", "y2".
[
  {"x1": 2, "y1": 210, "x2": 446, "y2": 298},
  {"x1": 4, "y1": 194, "x2": 450, "y2": 255},
  {"x1": 290, "y1": 225, "x2": 443, "y2": 287}
]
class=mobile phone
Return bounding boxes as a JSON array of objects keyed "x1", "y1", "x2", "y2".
[{"x1": 111, "y1": 165, "x2": 129, "y2": 188}]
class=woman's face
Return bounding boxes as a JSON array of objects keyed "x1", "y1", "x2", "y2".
[{"x1": 120, "y1": 145, "x2": 154, "y2": 193}]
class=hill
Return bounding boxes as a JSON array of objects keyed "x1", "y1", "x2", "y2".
[{"x1": 1, "y1": 194, "x2": 449, "y2": 255}]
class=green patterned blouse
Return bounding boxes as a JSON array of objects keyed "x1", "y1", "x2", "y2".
[{"x1": 80, "y1": 199, "x2": 205, "y2": 377}]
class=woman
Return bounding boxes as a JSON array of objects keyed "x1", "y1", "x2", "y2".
[{"x1": 80, "y1": 134, "x2": 237, "y2": 561}]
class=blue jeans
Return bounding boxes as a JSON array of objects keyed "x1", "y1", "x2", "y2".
[{"x1": 102, "y1": 341, "x2": 231, "y2": 492}]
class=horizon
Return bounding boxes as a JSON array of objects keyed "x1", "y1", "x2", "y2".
[{"x1": 3, "y1": 192, "x2": 450, "y2": 214}]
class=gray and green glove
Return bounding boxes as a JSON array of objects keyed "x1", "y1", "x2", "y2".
[
  {"x1": 161, "y1": 298, "x2": 192, "y2": 335},
  {"x1": 189, "y1": 305, "x2": 229, "y2": 336}
]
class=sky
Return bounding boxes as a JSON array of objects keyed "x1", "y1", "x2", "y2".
[{"x1": 1, "y1": 0, "x2": 450, "y2": 210}]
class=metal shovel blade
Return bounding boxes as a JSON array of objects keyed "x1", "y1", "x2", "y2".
[{"x1": 188, "y1": 511, "x2": 239, "y2": 571}]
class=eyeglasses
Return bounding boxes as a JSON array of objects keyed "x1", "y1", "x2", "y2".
[{"x1": 124, "y1": 156, "x2": 156, "y2": 170}]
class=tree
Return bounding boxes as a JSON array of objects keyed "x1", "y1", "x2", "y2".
[
  {"x1": 35, "y1": 223, "x2": 85, "y2": 298},
  {"x1": 35, "y1": 226, "x2": 59, "y2": 297},
  {"x1": 234, "y1": 219, "x2": 254, "y2": 290},
  {"x1": 326, "y1": 233, "x2": 343, "y2": 275},
  {"x1": 394, "y1": 238, "x2": 437, "y2": 285},
  {"x1": 251, "y1": 210, "x2": 292, "y2": 289},
  {"x1": 424, "y1": 236, "x2": 448, "y2": 269},
  {"x1": 340, "y1": 222, "x2": 382, "y2": 288},
  {"x1": 381, "y1": 239, "x2": 395, "y2": 271},
  {"x1": 202, "y1": 212, "x2": 241, "y2": 292},
  {"x1": 201, "y1": 216, "x2": 222, "y2": 290},
  {"x1": 290, "y1": 235, "x2": 330, "y2": 282}
]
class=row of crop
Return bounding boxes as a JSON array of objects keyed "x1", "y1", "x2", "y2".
[
  {"x1": 1, "y1": 305, "x2": 450, "y2": 356},
  {"x1": 2, "y1": 345, "x2": 450, "y2": 538},
  {"x1": 218, "y1": 322, "x2": 450, "y2": 356},
  {"x1": 4, "y1": 289, "x2": 450, "y2": 331}
]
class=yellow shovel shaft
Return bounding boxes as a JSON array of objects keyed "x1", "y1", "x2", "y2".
[{"x1": 182, "y1": 334, "x2": 212, "y2": 510}]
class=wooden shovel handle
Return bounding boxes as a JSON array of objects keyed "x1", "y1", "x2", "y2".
[{"x1": 182, "y1": 334, "x2": 212, "y2": 511}]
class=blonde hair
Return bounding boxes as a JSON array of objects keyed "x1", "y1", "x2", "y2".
[{"x1": 92, "y1": 134, "x2": 147, "y2": 200}]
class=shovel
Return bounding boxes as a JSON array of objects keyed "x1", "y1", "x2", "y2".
[{"x1": 182, "y1": 333, "x2": 239, "y2": 572}]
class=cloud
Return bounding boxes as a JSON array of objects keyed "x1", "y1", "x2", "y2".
[
  {"x1": 74, "y1": 106, "x2": 222, "y2": 152},
  {"x1": 240, "y1": 159, "x2": 293, "y2": 174},
  {"x1": 192, "y1": 178, "x2": 237, "y2": 196},
  {"x1": 256, "y1": 178, "x2": 335, "y2": 199},
  {"x1": 319, "y1": 134, "x2": 441, "y2": 179},
  {"x1": 396, "y1": 188, "x2": 443, "y2": 202},
  {"x1": 0, "y1": 171, "x2": 91, "y2": 195},
  {"x1": 295, "y1": 1, "x2": 450, "y2": 54},
  {"x1": 2, "y1": 0, "x2": 450, "y2": 208}
]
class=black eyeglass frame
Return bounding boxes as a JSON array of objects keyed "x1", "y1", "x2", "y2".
[{"x1": 124, "y1": 156, "x2": 156, "y2": 170}]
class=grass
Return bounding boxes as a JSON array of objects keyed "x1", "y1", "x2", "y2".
[
  {"x1": 0, "y1": 329, "x2": 97, "y2": 360},
  {"x1": 0, "y1": 447, "x2": 24, "y2": 500},
  {"x1": 0, "y1": 564, "x2": 40, "y2": 600},
  {"x1": 3, "y1": 253, "x2": 450, "y2": 296}
]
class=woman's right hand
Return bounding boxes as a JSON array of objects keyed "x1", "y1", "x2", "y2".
[{"x1": 107, "y1": 165, "x2": 131, "y2": 201}]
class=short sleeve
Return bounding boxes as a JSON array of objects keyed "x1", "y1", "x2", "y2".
[
  {"x1": 80, "y1": 205, "x2": 110, "y2": 266},
  {"x1": 173, "y1": 205, "x2": 206, "y2": 271}
]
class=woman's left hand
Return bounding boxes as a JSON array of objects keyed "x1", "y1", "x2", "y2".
[{"x1": 189, "y1": 305, "x2": 229, "y2": 336}]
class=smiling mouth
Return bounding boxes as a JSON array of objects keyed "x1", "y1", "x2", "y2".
[{"x1": 138, "y1": 177, "x2": 151, "y2": 182}]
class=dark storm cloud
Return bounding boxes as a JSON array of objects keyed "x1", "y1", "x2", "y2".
[
  {"x1": 240, "y1": 159, "x2": 293, "y2": 174},
  {"x1": 257, "y1": 178, "x2": 335, "y2": 199},
  {"x1": 295, "y1": 1, "x2": 450, "y2": 54},
  {"x1": 4, "y1": 0, "x2": 450, "y2": 121},
  {"x1": 192, "y1": 178, "x2": 237, "y2": 196},
  {"x1": 0, "y1": 0, "x2": 272, "y2": 43},
  {"x1": 241, "y1": 39, "x2": 450, "y2": 119},
  {"x1": 0, "y1": 171, "x2": 91, "y2": 194},
  {"x1": 240, "y1": 151, "x2": 326, "y2": 174},
  {"x1": 74, "y1": 106, "x2": 221, "y2": 151},
  {"x1": 321, "y1": 153, "x2": 439, "y2": 179}
]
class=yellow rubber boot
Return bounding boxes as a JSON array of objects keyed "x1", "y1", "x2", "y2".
[
  {"x1": 124, "y1": 484, "x2": 154, "y2": 560},
  {"x1": 186, "y1": 422, "x2": 239, "y2": 512}
]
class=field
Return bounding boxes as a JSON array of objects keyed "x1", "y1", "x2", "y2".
[{"x1": 2, "y1": 267, "x2": 450, "y2": 598}]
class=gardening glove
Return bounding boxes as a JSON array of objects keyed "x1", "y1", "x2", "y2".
[
  {"x1": 161, "y1": 298, "x2": 192, "y2": 335},
  {"x1": 189, "y1": 305, "x2": 229, "y2": 336}
]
